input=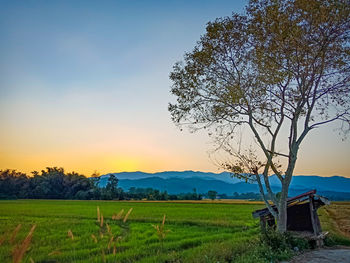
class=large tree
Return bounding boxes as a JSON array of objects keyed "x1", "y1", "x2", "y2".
[{"x1": 169, "y1": 0, "x2": 350, "y2": 232}]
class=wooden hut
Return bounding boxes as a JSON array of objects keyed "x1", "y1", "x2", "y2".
[{"x1": 252, "y1": 190, "x2": 330, "y2": 246}]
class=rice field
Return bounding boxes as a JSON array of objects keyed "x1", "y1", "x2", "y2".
[
  {"x1": 0, "y1": 200, "x2": 264, "y2": 263},
  {"x1": 1, "y1": 200, "x2": 349, "y2": 263}
]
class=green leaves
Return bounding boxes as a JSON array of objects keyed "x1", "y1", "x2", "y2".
[
  {"x1": 169, "y1": 0, "x2": 350, "y2": 152},
  {"x1": 169, "y1": 2, "x2": 349, "y2": 229}
]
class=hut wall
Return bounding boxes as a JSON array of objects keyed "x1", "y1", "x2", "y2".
[{"x1": 287, "y1": 202, "x2": 314, "y2": 232}]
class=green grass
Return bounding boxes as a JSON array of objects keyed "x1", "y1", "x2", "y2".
[
  {"x1": 0, "y1": 200, "x2": 264, "y2": 263},
  {"x1": 2, "y1": 200, "x2": 348, "y2": 262}
]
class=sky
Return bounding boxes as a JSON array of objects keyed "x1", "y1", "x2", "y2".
[{"x1": 0, "y1": 0, "x2": 349, "y2": 177}]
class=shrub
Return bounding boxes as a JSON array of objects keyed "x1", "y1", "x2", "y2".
[
  {"x1": 258, "y1": 229, "x2": 310, "y2": 262},
  {"x1": 324, "y1": 233, "x2": 350, "y2": 247}
]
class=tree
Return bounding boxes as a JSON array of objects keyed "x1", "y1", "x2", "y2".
[
  {"x1": 169, "y1": 0, "x2": 350, "y2": 232},
  {"x1": 106, "y1": 174, "x2": 119, "y2": 199},
  {"x1": 0, "y1": 170, "x2": 28, "y2": 199},
  {"x1": 0, "y1": 167, "x2": 97, "y2": 200},
  {"x1": 207, "y1": 190, "x2": 218, "y2": 200}
]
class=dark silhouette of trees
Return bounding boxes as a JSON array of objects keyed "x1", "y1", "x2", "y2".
[
  {"x1": 127, "y1": 187, "x2": 170, "y2": 200},
  {"x1": 0, "y1": 170, "x2": 28, "y2": 199},
  {"x1": 232, "y1": 192, "x2": 262, "y2": 200},
  {"x1": 104, "y1": 174, "x2": 120, "y2": 199},
  {"x1": 207, "y1": 190, "x2": 218, "y2": 200},
  {"x1": 0, "y1": 168, "x2": 201, "y2": 201},
  {"x1": 0, "y1": 168, "x2": 94, "y2": 200}
]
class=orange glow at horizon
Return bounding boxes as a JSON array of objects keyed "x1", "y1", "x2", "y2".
[
  {"x1": 1, "y1": 104, "x2": 349, "y2": 177},
  {"x1": 0, "y1": 151, "x2": 218, "y2": 177},
  {"x1": 1, "y1": 137, "x2": 349, "y2": 178}
]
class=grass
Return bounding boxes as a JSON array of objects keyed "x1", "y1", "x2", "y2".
[
  {"x1": 0, "y1": 200, "x2": 263, "y2": 262},
  {"x1": 318, "y1": 202, "x2": 350, "y2": 246},
  {"x1": 0, "y1": 200, "x2": 349, "y2": 262}
]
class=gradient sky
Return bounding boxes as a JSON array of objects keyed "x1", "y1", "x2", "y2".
[{"x1": 1, "y1": 0, "x2": 349, "y2": 177}]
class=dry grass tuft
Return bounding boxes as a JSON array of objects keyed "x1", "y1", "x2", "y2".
[
  {"x1": 107, "y1": 236, "x2": 114, "y2": 250},
  {"x1": 10, "y1": 224, "x2": 22, "y2": 244},
  {"x1": 67, "y1": 229, "x2": 74, "y2": 240},
  {"x1": 97, "y1": 206, "x2": 100, "y2": 222},
  {"x1": 106, "y1": 223, "x2": 111, "y2": 234},
  {"x1": 91, "y1": 234, "x2": 98, "y2": 243},
  {"x1": 152, "y1": 215, "x2": 170, "y2": 244},
  {"x1": 162, "y1": 214, "x2": 166, "y2": 226},
  {"x1": 113, "y1": 209, "x2": 124, "y2": 220},
  {"x1": 12, "y1": 224, "x2": 36, "y2": 263},
  {"x1": 100, "y1": 213, "x2": 104, "y2": 227},
  {"x1": 112, "y1": 236, "x2": 122, "y2": 255},
  {"x1": 90, "y1": 206, "x2": 127, "y2": 259},
  {"x1": 123, "y1": 208, "x2": 133, "y2": 223},
  {"x1": 48, "y1": 250, "x2": 62, "y2": 256}
]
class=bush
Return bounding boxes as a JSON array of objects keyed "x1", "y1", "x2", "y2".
[
  {"x1": 257, "y1": 229, "x2": 310, "y2": 262},
  {"x1": 324, "y1": 233, "x2": 350, "y2": 247}
]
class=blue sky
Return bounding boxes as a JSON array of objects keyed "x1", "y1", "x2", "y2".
[{"x1": 0, "y1": 0, "x2": 349, "y2": 177}]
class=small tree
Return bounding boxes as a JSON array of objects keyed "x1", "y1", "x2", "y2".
[
  {"x1": 207, "y1": 190, "x2": 218, "y2": 200},
  {"x1": 169, "y1": 0, "x2": 350, "y2": 232},
  {"x1": 106, "y1": 174, "x2": 119, "y2": 199}
]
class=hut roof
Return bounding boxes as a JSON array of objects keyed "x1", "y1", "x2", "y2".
[{"x1": 252, "y1": 189, "x2": 330, "y2": 218}]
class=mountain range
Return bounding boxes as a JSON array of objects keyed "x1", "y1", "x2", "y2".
[{"x1": 97, "y1": 171, "x2": 350, "y2": 200}]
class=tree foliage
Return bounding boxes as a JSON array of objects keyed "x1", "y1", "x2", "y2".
[
  {"x1": 207, "y1": 190, "x2": 218, "y2": 200},
  {"x1": 0, "y1": 167, "x2": 96, "y2": 200},
  {"x1": 0, "y1": 168, "x2": 202, "y2": 201},
  {"x1": 169, "y1": 0, "x2": 350, "y2": 232}
]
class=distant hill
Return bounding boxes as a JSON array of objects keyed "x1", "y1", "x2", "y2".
[
  {"x1": 100, "y1": 171, "x2": 240, "y2": 184},
  {"x1": 117, "y1": 177, "x2": 245, "y2": 195},
  {"x1": 97, "y1": 171, "x2": 350, "y2": 200},
  {"x1": 269, "y1": 174, "x2": 350, "y2": 193}
]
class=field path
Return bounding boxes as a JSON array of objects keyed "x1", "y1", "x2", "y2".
[{"x1": 288, "y1": 248, "x2": 350, "y2": 263}]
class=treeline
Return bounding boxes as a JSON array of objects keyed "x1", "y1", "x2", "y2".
[
  {"x1": 232, "y1": 192, "x2": 262, "y2": 200},
  {"x1": 0, "y1": 168, "x2": 101, "y2": 200},
  {"x1": 0, "y1": 168, "x2": 202, "y2": 200},
  {"x1": 127, "y1": 187, "x2": 201, "y2": 200}
]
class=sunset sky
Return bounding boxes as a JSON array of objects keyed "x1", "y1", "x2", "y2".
[{"x1": 1, "y1": 0, "x2": 349, "y2": 177}]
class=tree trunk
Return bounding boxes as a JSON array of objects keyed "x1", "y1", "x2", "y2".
[
  {"x1": 276, "y1": 180, "x2": 291, "y2": 233},
  {"x1": 277, "y1": 197, "x2": 287, "y2": 233},
  {"x1": 276, "y1": 156, "x2": 295, "y2": 233},
  {"x1": 272, "y1": 136, "x2": 299, "y2": 233}
]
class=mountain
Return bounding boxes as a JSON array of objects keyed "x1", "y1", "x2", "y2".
[
  {"x1": 290, "y1": 175, "x2": 350, "y2": 193},
  {"x1": 118, "y1": 177, "x2": 240, "y2": 195},
  {"x1": 101, "y1": 171, "x2": 240, "y2": 184},
  {"x1": 97, "y1": 171, "x2": 350, "y2": 200}
]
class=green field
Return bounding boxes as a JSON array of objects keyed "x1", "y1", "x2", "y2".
[
  {"x1": 0, "y1": 200, "x2": 265, "y2": 263},
  {"x1": 2, "y1": 200, "x2": 349, "y2": 263}
]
